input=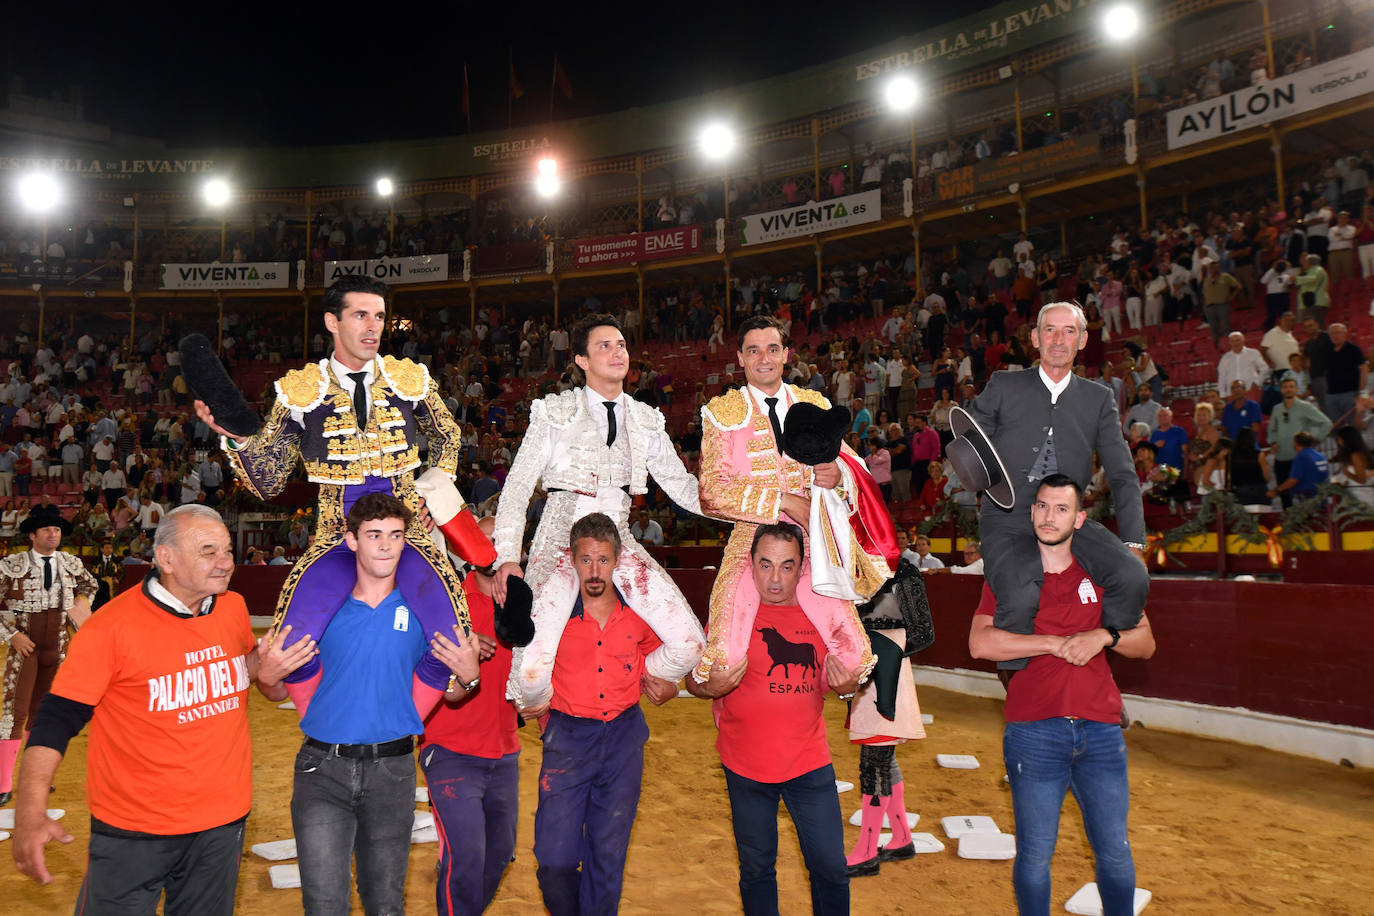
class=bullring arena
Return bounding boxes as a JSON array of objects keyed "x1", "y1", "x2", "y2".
[{"x1": 4, "y1": 0, "x2": 1374, "y2": 912}]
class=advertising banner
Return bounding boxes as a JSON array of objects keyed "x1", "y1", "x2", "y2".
[
  {"x1": 738, "y1": 190, "x2": 881, "y2": 246},
  {"x1": 936, "y1": 134, "x2": 1101, "y2": 201},
  {"x1": 158, "y1": 262, "x2": 289, "y2": 290},
  {"x1": 323, "y1": 255, "x2": 450, "y2": 285},
  {"x1": 1166, "y1": 47, "x2": 1374, "y2": 150},
  {"x1": 572, "y1": 225, "x2": 703, "y2": 268}
]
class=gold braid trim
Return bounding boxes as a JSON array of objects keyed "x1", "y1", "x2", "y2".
[
  {"x1": 702, "y1": 388, "x2": 751, "y2": 431},
  {"x1": 379, "y1": 355, "x2": 430, "y2": 403},
  {"x1": 275, "y1": 361, "x2": 329, "y2": 412}
]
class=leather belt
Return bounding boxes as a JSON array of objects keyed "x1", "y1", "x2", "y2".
[
  {"x1": 304, "y1": 736, "x2": 414, "y2": 759},
  {"x1": 547, "y1": 485, "x2": 631, "y2": 494}
]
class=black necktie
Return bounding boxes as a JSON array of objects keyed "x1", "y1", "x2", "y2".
[
  {"x1": 348, "y1": 372, "x2": 369, "y2": 429},
  {"x1": 765, "y1": 397, "x2": 784, "y2": 453},
  {"x1": 603, "y1": 401, "x2": 617, "y2": 447},
  {"x1": 42, "y1": 556, "x2": 52, "y2": 590}
]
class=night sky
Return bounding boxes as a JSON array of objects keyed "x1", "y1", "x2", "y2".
[{"x1": 4, "y1": 2, "x2": 1004, "y2": 148}]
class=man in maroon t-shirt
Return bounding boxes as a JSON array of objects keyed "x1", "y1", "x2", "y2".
[
  {"x1": 688, "y1": 522, "x2": 864, "y2": 916},
  {"x1": 523, "y1": 512, "x2": 676, "y2": 916},
  {"x1": 420, "y1": 516, "x2": 521, "y2": 916},
  {"x1": 969, "y1": 474, "x2": 1155, "y2": 916}
]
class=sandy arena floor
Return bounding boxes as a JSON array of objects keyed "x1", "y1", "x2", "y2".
[{"x1": 2, "y1": 673, "x2": 1372, "y2": 914}]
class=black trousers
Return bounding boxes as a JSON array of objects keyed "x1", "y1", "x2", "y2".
[
  {"x1": 77, "y1": 816, "x2": 246, "y2": 916},
  {"x1": 979, "y1": 505, "x2": 1149, "y2": 671}
]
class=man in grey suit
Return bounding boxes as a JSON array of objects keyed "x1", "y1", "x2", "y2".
[{"x1": 970, "y1": 301, "x2": 1148, "y2": 670}]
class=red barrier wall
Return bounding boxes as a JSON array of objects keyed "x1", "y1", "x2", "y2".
[
  {"x1": 135, "y1": 565, "x2": 1373, "y2": 731},
  {"x1": 902, "y1": 576, "x2": 1374, "y2": 732}
]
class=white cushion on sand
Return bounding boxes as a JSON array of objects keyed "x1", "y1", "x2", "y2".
[
  {"x1": 250, "y1": 839, "x2": 297, "y2": 861},
  {"x1": 937, "y1": 753, "x2": 980, "y2": 769},
  {"x1": 415, "y1": 786, "x2": 429, "y2": 803},
  {"x1": 276, "y1": 700, "x2": 296, "y2": 710},
  {"x1": 269, "y1": 864, "x2": 301, "y2": 889},
  {"x1": 958, "y1": 832, "x2": 1016, "y2": 859},
  {"x1": 881, "y1": 831, "x2": 945, "y2": 853},
  {"x1": 1065, "y1": 883, "x2": 1153, "y2": 915},
  {"x1": 941, "y1": 815, "x2": 1000, "y2": 838},
  {"x1": 849, "y1": 808, "x2": 919, "y2": 828},
  {"x1": 412, "y1": 811, "x2": 433, "y2": 832},
  {"x1": 411, "y1": 824, "x2": 438, "y2": 844},
  {"x1": 0, "y1": 809, "x2": 62, "y2": 830},
  {"x1": 908, "y1": 832, "x2": 945, "y2": 853},
  {"x1": 834, "y1": 780, "x2": 854, "y2": 793}
]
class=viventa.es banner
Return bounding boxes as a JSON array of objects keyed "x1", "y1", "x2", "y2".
[
  {"x1": 738, "y1": 190, "x2": 881, "y2": 246},
  {"x1": 159, "y1": 262, "x2": 289, "y2": 290}
]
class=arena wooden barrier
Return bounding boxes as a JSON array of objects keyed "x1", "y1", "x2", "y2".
[{"x1": 118, "y1": 566, "x2": 1372, "y2": 732}]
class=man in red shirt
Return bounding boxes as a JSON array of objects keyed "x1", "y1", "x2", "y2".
[
  {"x1": 969, "y1": 474, "x2": 1155, "y2": 916},
  {"x1": 520, "y1": 512, "x2": 676, "y2": 915},
  {"x1": 688, "y1": 522, "x2": 864, "y2": 916},
  {"x1": 421, "y1": 515, "x2": 523, "y2": 916}
]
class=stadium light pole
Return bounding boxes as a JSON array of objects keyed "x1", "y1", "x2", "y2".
[
  {"x1": 699, "y1": 122, "x2": 736, "y2": 221},
  {"x1": 17, "y1": 171, "x2": 61, "y2": 281},
  {"x1": 377, "y1": 177, "x2": 395, "y2": 252},
  {"x1": 1101, "y1": 3, "x2": 1143, "y2": 116},
  {"x1": 885, "y1": 73, "x2": 921, "y2": 189},
  {"x1": 203, "y1": 178, "x2": 232, "y2": 259}
]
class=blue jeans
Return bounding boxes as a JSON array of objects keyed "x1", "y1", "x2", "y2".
[
  {"x1": 1004, "y1": 719, "x2": 1136, "y2": 916},
  {"x1": 722, "y1": 763, "x2": 848, "y2": 916},
  {"x1": 534, "y1": 706, "x2": 648, "y2": 916},
  {"x1": 420, "y1": 745, "x2": 520, "y2": 915},
  {"x1": 290, "y1": 741, "x2": 417, "y2": 916}
]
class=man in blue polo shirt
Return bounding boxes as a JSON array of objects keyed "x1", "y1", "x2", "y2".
[
  {"x1": 290, "y1": 492, "x2": 480, "y2": 915},
  {"x1": 1149, "y1": 407, "x2": 1189, "y2": 470},
  {"x1": 1220, "y1": 380, "x2": 1262, "y2": 440}
]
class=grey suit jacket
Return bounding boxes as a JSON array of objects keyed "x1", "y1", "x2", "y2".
[{"x1": 969, "y1": 368, "x2": 1146, "y2": 545}]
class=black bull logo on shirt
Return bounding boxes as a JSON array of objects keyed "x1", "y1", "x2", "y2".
[{"x1": 757, "y1": 627, "x2": 818, "y2": 678}]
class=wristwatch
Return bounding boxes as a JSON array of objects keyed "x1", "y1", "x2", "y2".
[
  {"x1": 1122, "y1": 541, "x2": 1146, "y2": 552},
  {"x1": 1105, "y1": 626, "x2": 1121, "y2": 649}
]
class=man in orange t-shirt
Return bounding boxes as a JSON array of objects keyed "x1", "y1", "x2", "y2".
[
  {"x1": 688, "y1": 522, "x2": 865, "y2": 916},
  {"x1": 11, "y1": 505, "x2": 316, "y2": 915}
]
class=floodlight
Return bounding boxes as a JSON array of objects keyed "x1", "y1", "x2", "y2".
[
  {"x1": 535, "y1": 173, "x2": 561, "y2": 198},
  {"x1": 376, "y1": 177, "x2": 394, "y2": 196},
  {"x1": 1101, "y1": 3, "x2": 1141, "y2": 42},
  {"x1": 17, "y1": 172, "x2": 61, "y2": 213},
  {"x1": 699, "y1": 123, "x2": 736, "y2": 161},
  {"x1": 885, "y1": 74, "x2": 919, "y2": 112},
  {"x1": 203, "y1": 178, "x2": 231, "y2": 207},
  {"x1": 537, "y1": 157, "x2": 558, "y2": 176}
]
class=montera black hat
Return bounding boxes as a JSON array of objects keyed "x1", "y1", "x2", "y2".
[
  {"x1": 178, "y1": 333, "x2": 261, "y2": 439},
  {"x1": 947, "y1": 405, "x2": 1015, "y2": 510},
  {"x1": 781, "y1": 401, "x2": 849, "y2": 466}
]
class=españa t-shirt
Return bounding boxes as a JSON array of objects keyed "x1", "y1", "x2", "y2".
[
  {"x1": 716, "y1": 603, "x2": 831, "y2": 783},
  {"x1": 50, "y1": 582, "x2": 256, "y2": 835}
]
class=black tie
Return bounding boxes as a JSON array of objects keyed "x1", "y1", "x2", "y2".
[
  {"x1": 348, "y1": 372, "x2": 369, "y2": 430},
  {"x1": 42, "y1": 556, "x2": 52, "y2": 590},
  {"x1": 765, "y1": 397, "x2": 784, "y2": 452},
  {"x1": 603, "y1": 401, "x2": 617, "y2": 447}
]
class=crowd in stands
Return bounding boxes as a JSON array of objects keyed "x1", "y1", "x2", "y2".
[{"x1": 4, "y1": 148, "x2": 1374, "y2": 578}]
